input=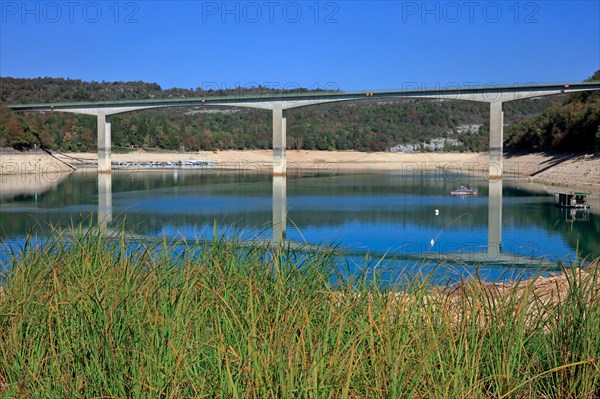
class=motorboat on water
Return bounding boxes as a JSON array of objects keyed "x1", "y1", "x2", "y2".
[{"x1": 451, "y1": 186, "x2": 477, "y2": 196}]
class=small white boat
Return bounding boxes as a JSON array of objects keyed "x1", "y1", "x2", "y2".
[{"x1": 451, "y1": 186, "x2": 477, "y2": 196}]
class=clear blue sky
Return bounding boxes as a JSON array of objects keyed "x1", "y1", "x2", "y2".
[{"x1": 1, "y1": 1, "x2": 598, "y2": 91}]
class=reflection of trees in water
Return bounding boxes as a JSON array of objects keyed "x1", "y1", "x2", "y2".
[
  {"x1": 1, "y1": 173, "x2": 598, "y2": 258},
  {"x1": 3, "y1": 202, "x2": 598, "y2": 258},
  {"x1": 535, "y1": 212, "x2": 599, "y2": 259}
]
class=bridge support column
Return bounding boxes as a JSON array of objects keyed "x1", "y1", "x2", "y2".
[
  {"x1": 272, "y1": 106, "x2": 286, "y2": 176},
  {"x1": 97, "y1": 113, "x2": 112, "y2": 173},
  {"x1": 489, "y1": 101, "x2": 503, "y2": 179}
]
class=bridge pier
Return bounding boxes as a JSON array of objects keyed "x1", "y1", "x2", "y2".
[
  {"x1": 97, "y1": 113, "x2": 112, "y2": 173},
  {"x1": 272, "y1": 106, "x2": 287, "y2": 176},
  {"x1": 489, "y1": 101, "x2": 504, "y2": 179}
]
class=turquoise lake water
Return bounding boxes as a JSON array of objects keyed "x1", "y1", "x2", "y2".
[{"x1": 1, "y1": 169, "x2": 598, "y2": 282}]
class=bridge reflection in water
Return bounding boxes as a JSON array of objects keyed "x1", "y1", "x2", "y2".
[
  {"x1": 488, "y1": 178, "x2": 502, "y2": 259},
  {"x1": 272, "y1": 176, "x2": 287, "y2": 243},
  {"x1": 97, "y1": 173, "x2": 290, "y2": 242},
  {"x1": 94, "y1": 173, "x2": 523, "y2": 265},
  {"x1": 270, "y1": 176, "x2": 505, "y2": 261},
  {"x1": 97, "y1": 173, "x2": 112, "y2": 228}
]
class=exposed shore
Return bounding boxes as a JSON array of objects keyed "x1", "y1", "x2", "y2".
[{"x1": 1, "y1": 149, "x2": 599, "y2": 192}]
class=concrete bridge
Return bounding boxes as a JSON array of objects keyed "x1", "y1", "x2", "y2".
[{"x1": 8, "y1": 82, "x2": 600, "y2": 177}]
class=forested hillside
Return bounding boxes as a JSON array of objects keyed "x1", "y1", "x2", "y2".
[
  {"x1": 506, "y1": 70, "x2": 600, "y2": 152},
  {"x1": 0, "y1": 77, "x2": 319, "y2": 103},
  {"x1": 0, "y1": 76, "x2": 569, "y2": 152}
]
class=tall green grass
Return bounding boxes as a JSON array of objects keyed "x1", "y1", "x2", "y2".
[{"x1": 0, "y1": 227, "x2": 598, "y2": 398}]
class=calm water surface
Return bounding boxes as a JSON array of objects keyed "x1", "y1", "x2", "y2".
[{"x1": 1, "y1": 169, "x2": 598, "y2": 282}]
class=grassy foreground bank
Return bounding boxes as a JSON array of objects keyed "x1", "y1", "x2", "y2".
[{"x1": 0, "y1": 229, "x2": 599, "y2": 398}]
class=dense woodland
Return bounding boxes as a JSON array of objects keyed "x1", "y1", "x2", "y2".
[
  {"x1": 506, "y1": 70, "x2": 600, "y2": 152},
  {"x1": 0, "y1": 73, "x2": 598, "y2": 153}
]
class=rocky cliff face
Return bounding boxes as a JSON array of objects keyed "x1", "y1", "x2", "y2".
[{"x1": 388, "y1": 124, "x2": 482, "y2": 152}]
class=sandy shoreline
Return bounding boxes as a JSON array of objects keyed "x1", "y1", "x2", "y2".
[{"x1": 1, "y1": 149, "x2": 599, "y2": 193}]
